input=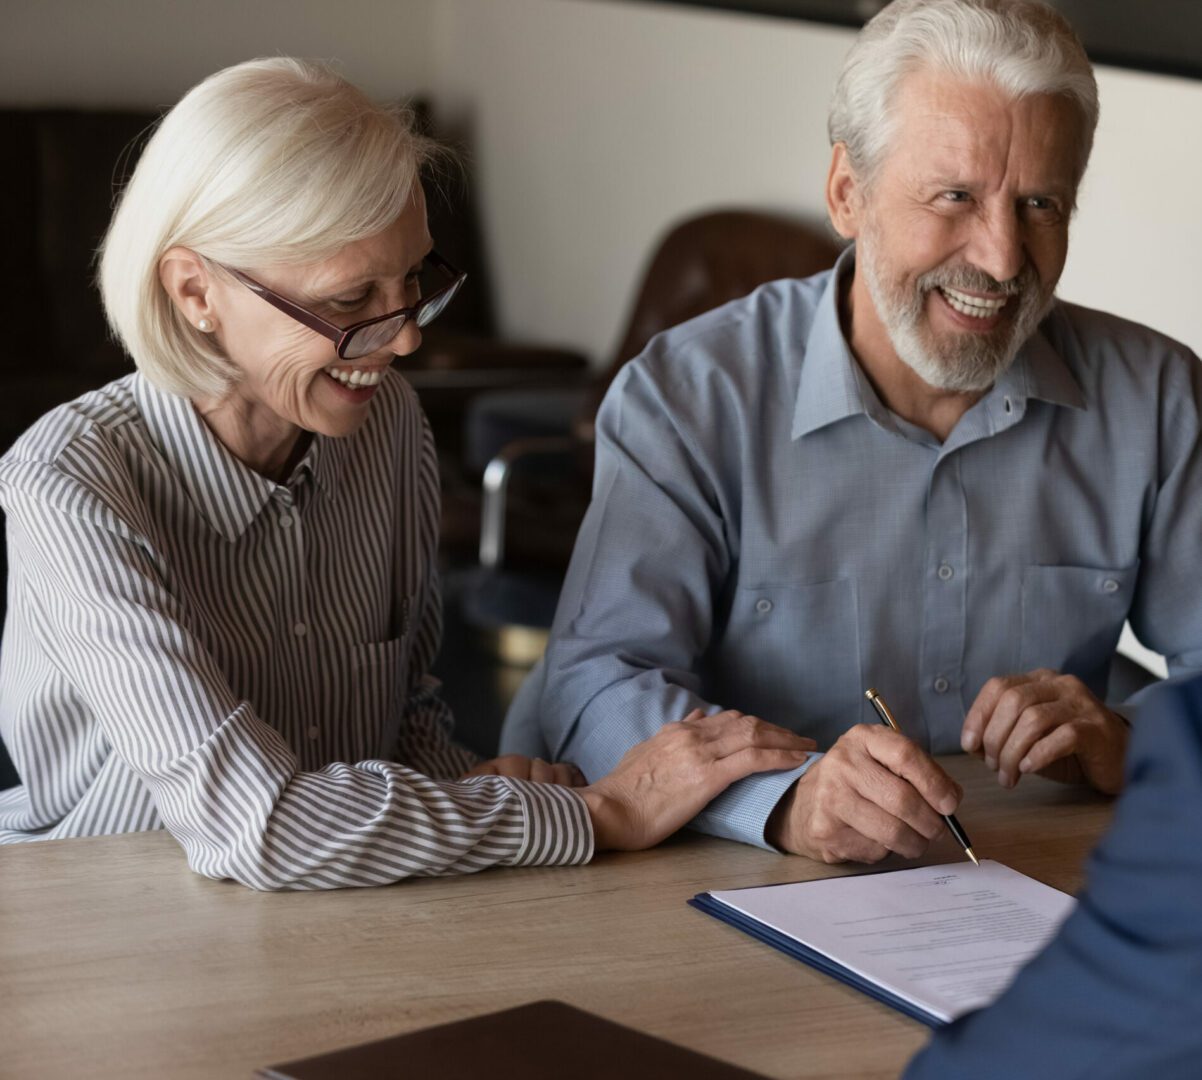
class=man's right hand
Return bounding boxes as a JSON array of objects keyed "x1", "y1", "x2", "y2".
[
  {"x1": 766, "y1": 724, "x2": 962, "y2": 863},
  {"x1": 580, "y1": 708, "x2": 816, "y2": 851}
]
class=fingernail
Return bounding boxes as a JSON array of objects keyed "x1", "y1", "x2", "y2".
[
  {"x1": 984, "y1": 755, "x2": 996, "y2": 771},
  {"x1": 999, "y1": 771, "x2": 1012, "y2": 788},
  {"x1": 940, "y1": 797, "x2": 957, "y2": 815},
  {"x1": 961, "y1": 731, "x2": 978, "y2": 752},
  {"x1": 1019, "y1": 758, "x2": 1032, "y2": 773}
]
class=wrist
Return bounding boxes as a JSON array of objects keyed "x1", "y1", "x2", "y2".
[
  {"x1": 580, "y1": 786, "x2": 618, "y2": 851},
  {"x1": 765, "y1": 780, "x2": 800, "y2": 852}
]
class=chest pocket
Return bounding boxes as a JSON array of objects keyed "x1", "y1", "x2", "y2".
[
  {"x1": 711, "y1": 577, "x2": 861, "y2": 749},
  {"x1": 1020, "y1": 563, "x2": 1137, "y2": 695},
  {"x1": 346, "y1": 594, "x2": 417, "y2": 760}
]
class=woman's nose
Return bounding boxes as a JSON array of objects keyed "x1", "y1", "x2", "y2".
[{"x1": 388, "y1": 317, "x2": 422, "y2": 357}]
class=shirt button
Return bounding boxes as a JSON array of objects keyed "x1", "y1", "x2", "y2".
[
  {"x1": 279, "y1": 514, "x2": 294, "y2": 528},
  {"x1": 293, "y1": 622, "x2": 308, "y2": 637},
  {"x1": 306, "y1": 726, "x2": 319, "y2": 741},
  {"x1": 755, "y1": 598, "x2": 773, "y2": 614},
  {"x1": 933, "y1": 676, "x2": 950, "y2": 694},
  {"x1": 1102, "y1": 578, "x2": 1120, "y2": 594},
  {"x1": 937, "y1": 563, "x2": 954, "y2": 581}
]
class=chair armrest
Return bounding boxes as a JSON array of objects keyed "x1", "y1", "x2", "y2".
[{"x1": 480, "y1": 436, "x2": 579, "y2": 569}]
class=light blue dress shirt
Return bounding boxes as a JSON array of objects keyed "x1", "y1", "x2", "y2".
[{"x1": 504, "y1": 247, "x2": 1202, "y2": 849}]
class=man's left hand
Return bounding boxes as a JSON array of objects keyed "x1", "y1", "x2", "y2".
[{"x1": 961, "y1": 669, "x2": 1128, "y2": 794}]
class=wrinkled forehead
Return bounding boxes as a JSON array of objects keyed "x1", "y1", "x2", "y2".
[{"x1": 881, "y1": 68, "x2": 1084, "y2": 191}]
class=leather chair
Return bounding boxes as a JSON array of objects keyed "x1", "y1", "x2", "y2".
[{"x1": 461, "y1": 209, "x2": 844, "y2": 662}]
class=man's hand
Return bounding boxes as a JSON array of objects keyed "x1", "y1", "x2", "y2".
[
  {"x1": 961, "y1": 669, "x2": 1129, "y2": 794},
  {"x1": 766, "y1": 724, "x2": 962, "y2": 864},
  {"x1": 461, "y1": 754, "x2": 585, "y2": 787},
  {"x1": 580, "y1": 709, "x2": 816, "y2": 851}
]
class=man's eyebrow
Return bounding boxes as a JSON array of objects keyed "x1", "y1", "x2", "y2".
[{"x1": 924, "y1": 176, "x2": 978, "y2": 190}]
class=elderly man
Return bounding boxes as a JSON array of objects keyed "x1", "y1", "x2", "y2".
[{"x1": 506, "y1": 0, "x2": 1202, "y2": 862}]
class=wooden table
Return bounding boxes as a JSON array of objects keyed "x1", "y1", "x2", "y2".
[{"x1": 0, "y1": 757, "x2": 1114, "y2": 1080}]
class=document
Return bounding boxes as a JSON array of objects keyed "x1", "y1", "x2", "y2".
[{"x1": 691, "y1": 861, "x2": 1074, "y2": 1026}]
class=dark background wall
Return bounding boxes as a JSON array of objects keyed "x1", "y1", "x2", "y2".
[{"x1": 650, "y1": 1, "x2": 1202, "y2": 81}]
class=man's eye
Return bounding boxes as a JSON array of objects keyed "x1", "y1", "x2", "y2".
[{"x1": 1023, "y1": 196, "x2": 1064, "y2": 221}]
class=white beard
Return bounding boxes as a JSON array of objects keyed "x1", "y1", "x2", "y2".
[{"x1": 856, "y1": 226, "x2": 1054, "y2": 393}]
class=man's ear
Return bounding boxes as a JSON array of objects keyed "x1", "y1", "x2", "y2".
[
  {"x1": 159, "y1": 247, "x2": 217, "y2": 329},
  {"x1": 826, "y1": 143, "x2": 864, "y2": 241}
]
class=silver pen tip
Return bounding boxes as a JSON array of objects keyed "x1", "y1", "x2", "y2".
[{"x1": 966, "y1": 847, "x2": 980, "y2": 867}]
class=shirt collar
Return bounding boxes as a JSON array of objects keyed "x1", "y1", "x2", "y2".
[
  {"x1": 1001, "y1": 316, "x2": 1086, "y2": 412},
  {"x1": 791, "y1": 245, "x2": 866, "y2": 440},
  {"x1": 791, "y1": 246, "x2": 1085, "y2": 441},
  {"x1": 134, "y1": 374, "x2": 338, "y2": 542}
]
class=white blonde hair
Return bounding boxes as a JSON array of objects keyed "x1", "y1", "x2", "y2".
[
  {"x1": 829, "y1": 0, "x2": 1099, "y2": 191},
  {"x1": 99, "y1": 57, "x2": 436, "y2": 399}
]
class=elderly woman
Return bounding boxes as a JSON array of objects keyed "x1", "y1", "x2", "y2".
[{"x1": 0, "y1": 59, "x2": 812, "y2": 887}]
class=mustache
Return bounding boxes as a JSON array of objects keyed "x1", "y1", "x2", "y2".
[{"x1": 916, "y1": 262, "x2": 1038, "y2": 299}]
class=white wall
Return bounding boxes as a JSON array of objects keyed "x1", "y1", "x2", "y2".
[{"x1": 1, "y1": 0, "x2": 435, "y2": 107}]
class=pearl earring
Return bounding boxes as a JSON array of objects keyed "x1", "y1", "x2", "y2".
[{"x1": 197, "y1": 318, "x2": 213, "y2": 332}]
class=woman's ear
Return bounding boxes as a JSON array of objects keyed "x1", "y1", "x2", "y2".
[
  {"x1": 826, "y1": 143, "x2": 865, "y2": 241},
  {"x1": 159, "y1": 247, "x2": 218, "y2": 332}
]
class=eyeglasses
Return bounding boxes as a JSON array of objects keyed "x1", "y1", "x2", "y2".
[{"x1": 221, "y1": 250, "x2": 466, "y2": 360}]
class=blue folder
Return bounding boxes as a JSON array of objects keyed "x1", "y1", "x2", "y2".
[{"x1": 689, "y1": 891, "x2": 947, "y2": 1028}]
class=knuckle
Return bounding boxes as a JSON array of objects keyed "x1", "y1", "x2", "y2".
[
  {"x1": 735, "y1": 713, "x2": 758, "y2": 738},
  {"x1": 999, "y1": 686, "x2": 1025, "y2": 710}
]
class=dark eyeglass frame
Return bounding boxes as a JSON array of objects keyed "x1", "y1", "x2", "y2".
[{"x1": 219, "y1": 250, "x2": 466, "y2": 360}]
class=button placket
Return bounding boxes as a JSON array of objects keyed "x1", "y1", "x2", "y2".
[
  {"x1": 272, "y1": 489, "x2": 317, "y2": 754},
  {"x1": 920, "y1": 455, "x2": 969, "y2": 742}
]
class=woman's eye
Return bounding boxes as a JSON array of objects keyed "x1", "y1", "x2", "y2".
[
  {"x1": 329, "y1": 293, "x2": 370, "y2": 311},
  {"x1": 941, "y1": 190, "x2": 971, "y2": 203}
]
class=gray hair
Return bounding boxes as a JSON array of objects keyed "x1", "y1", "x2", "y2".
[
  {"x1": 829, "y1": 0, "x2": 1099, "y2": 189},
  {"x1": 99, "y1": 58, "x2": 438, "y2": 400}
]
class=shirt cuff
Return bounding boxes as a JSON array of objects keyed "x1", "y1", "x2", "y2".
[
  {"x1": 689, "y1": 751, "x2": 825, "y2": 850},
  {"x1": 506, "y1": 780, "x2": 595, "y2": 866}
]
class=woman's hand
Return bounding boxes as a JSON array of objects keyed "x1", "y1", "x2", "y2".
[
  {"x1": 579, "y1": 709, "x2": 816, "y2": 851},
  {"x1": 461, "y1": 754, "x2": 586, "y2": 787}
]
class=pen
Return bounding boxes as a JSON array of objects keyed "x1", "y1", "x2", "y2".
[{"x1": 864, "y1": 688, "x2": 980, "y2": 867}]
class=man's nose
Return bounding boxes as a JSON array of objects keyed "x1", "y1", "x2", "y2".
[{"x1": 966, "y1": 208, "x2": 1024, "y2": 286}]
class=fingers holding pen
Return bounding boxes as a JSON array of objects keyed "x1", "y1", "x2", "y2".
[{"x1": 767, "y1": 725, "x2": 960, "y2": 863}]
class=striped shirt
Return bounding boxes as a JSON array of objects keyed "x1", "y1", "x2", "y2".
[{"x1": 0, "y1": 370, "x2": 592, "y2": 888}]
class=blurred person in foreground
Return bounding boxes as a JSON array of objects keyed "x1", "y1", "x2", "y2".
[{"x1": 905, "y1": 671, "x2": 1202, "y2": 1079}]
